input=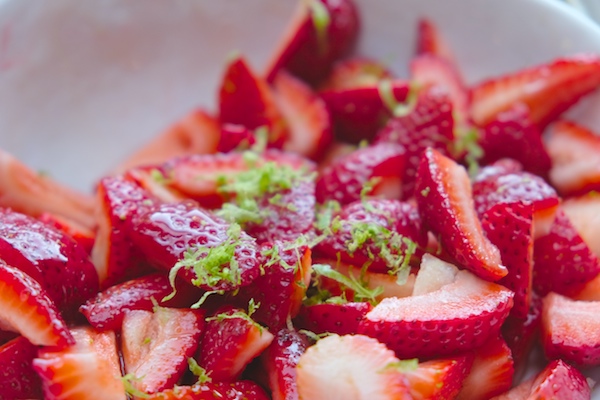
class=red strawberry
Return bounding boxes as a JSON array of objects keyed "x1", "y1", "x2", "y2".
[
  {"x1": 261, "y1": 329, "x2": 309, "y2": 400},
  {"x1": 296, "y1": 334, "x2": 412, "y2": 399},
  {"x1": 272, "y1": 71, "x2": 333, "y2": 160},
  {"x1": 0, "y1": 208, "x2": 99, "y2": 314},
  {"x1": 80, "y1": 273, "x2": 201, "y2": 331},
  {"x1": 0, "y1": 336, "x2": 42, "y2": 399},
  {"x1": 130, "y1": 200, "x2": 261, "y2": 292},
  {"x1": 91, "y1": 176, "x2": 157, "y2": 289},
  {"x1": 265, "y1": 0, "x2": 359, "y2": 85},
  {"x1": 533, "y1": 208, "x2": 600, "y2": 296},
  {"x1": 0, "y1": 148, "x2": 96, "y2": 231},
  {"x1": 232, "y1": 243, "x2": 312, "y2": 330},
  {"x1": 478, "y1": 103, "x2": 552, "y2": 177},
  {"x1": 294, "y1": 302, "x2": 372, "y2": 336},
  {"x1": 541, "y1": 292, "x2": 600, "y2": 367},
  {"x1": 217, "y1": 124, "x2": 256, "y2": 153},
  {"x1": 415, "y1": 148, "x2": 506, "y2": 281},
  {"x1": 319, "y1": 57, "x2": 393, "y2": 91},
  {"x1": 547, "y1": 120, "x2": 600, "y2": 196},
  {"x1": 145, "y1": 381, "x2": 270, "y2": 400},
  {"x1": 320, "y1": 81, "x2": 410, "y2": 143},
  {"x1": 405, "y1": 355, "x2": 473, "y2": 400},
  {"x1": 572, "y1": 272, "x2": 600, "y2": 301},
  {"x1": 470, "y1": 54, "x2": 600, "y2": 128},
  {"x1": 374, "y1": 86, "x2": 455, "y2": 198},
  {"x1": 315, "y1": 199, "x2": 427, "y2": 273},
  {"x1": 39, "y1": 212, "x2": 95, "y2": 254},
  {"x1": 358, "y1": 269, "x2": 514, "y2": 359},
  {"x1": 562, "y1": 193, "x2": 600, "y2": 258},
  {"x1": 481, "y1": 203, "x2": 534, "y2": 318},
  {"x1": 315, "y1": 143, "x2": 406, "y2": 204},
  {"x1": 0, "y1": 261, "x2": 74, "y2": 348},
  {"x1": 220, "y1": 56, "x2": 287, "y2": 147},
  {"x1": 122, "y1": 308, "x2": 205, "y2": 394},
  {"x1": 456, "y1": 335, "x2": 514, "y2": 400},
  {"x1": 117, "y1": 109, "x2": 220, "y2": 173},
  {"x1": 33, "y1": 327, "x2": 124, "y2": 400},
  {"x1": 196, "y1": 306, "x2": 274, "y2": 382},
  {"x1": 474, "y1": 158, "x2": 523, "y2": 181},
  {"x1": 415, "y1": 18, "x2": 456, "y2": 62}
]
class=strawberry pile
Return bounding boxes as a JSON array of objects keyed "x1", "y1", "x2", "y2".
[{"x1": 2, "y1": 0, "x2": 600, "y2": 399}]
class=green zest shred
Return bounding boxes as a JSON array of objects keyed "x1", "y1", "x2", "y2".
[
  {"x1": 188, "y1": 358, "x2": 212, "y2": 384},
  {"x1": 311, "y1": 263, "x2": 383, "y2": 304},
  {"x1": 453, "y1": 126, "x2": 483, "y2": 177},
  {"x1": 306, "y1": 0, "x2": 331, "y2": 55},
  {"x1": 378, "y1": 79, "x2": 420, "y2": 118},
  {"x1": 121, "y1": 374, "x2": 150, "y2": 399},
  {"x1": 380, "y1": 359, "x2": 419, "y2": 374}
]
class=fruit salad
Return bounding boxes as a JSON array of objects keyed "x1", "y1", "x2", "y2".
[{"x1": 1, "y1": 0, "x2": 600, "y2": 399}]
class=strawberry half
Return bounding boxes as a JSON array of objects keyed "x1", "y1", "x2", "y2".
[
  {"x1": 145, "y1": 381, "x2": 270, "y2": 400},
  {"x1": 415, "y1": 148, "x2": 506, "y2": 281},
  {"x1": 470, "y1": 54, "x2": 600, "y2": 128},
  {"x1": 541, "y1": 292, "x2": 600, "y2": 367},
  {"x1": 296, "y1": 334, "x2": 412, "y2": 400},
  {"x1": 294, "y1": 302, "x2": 372, "y2": 336},
  {"x1": 405, "y1": 355, "x2": 473, "y2": 400},
  {"x1": 121, "y1": 307, "x2": 205, "y2": 394},
  {"x1": 0, "y1": 336, "x2": 42, "y2": 400},
  {"x1": 0, "y1": 261, "x2": 74, "y2": 348},
  {"x1": 562, "y1": 193, "x2": 600, "y2": 258},
  {"x1": 358, "y1": 269, "x2": 514, "y2": 359},
  {"x1": 196, "y1": 306, "x2": 274, "y2": 382},
  {"x1": 547, "y1": 120, "x2": 600, "y2": 196}
]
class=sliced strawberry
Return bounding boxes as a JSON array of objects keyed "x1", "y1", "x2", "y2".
[
  {"x1": 415, "y1": 148, "x2": 506, "y2": 281},
  {"x1": 547, "y1": 120, "x2": 600, "y2": 196},
  {"x1": 533, "y1": 208, "x2": 600, "y2": 296},
  {"x1": 315, "y1": 143, "x2": 406, "y2": 204},
  {"x1": 117, "y1": 109, "x2": 220, "y2": 173},
  {"x1": 481, "y1": 203, "x2": 534, "y2": 318},
  {"x1": 197, "y1": 306, "x2": 274, "y2": 382},
  {"x1": 130, "y1": 200, "x2": 261, "y2": 292},
  {"x1": 265, "y1": 0, "x2": 359, "y2": 85},
  {"x1": 261, "y1": 329, "x2": 309, "y2": 400},
  {"x1": 474, "y1": 158, "x2": 523, "y2": 181},
  {"x1": 0, "y1": 261, "x2": 74, "y2": 348},
  {"x1": 122, "y1": 308, "x2": 204, "y2": 394},
  {"x1": 217, "y1": 124, "x2": 256, "y2": 153},
  {"x1": 296, "y1": 334, "x2": 411, "y2": 399},
  {"x1": 470, "y1": 54, "x2": 600, "y2": 128},
  {"x1": 411, "y1": 253, "x2": 459, "y2": 296},
  {"x1": 374, "y1": 86, "x2": 455, "y2": 198},
  {"x1": 415, "y1": 18, "x2": 456, "y2": 62},
  {"x1": 319, "y1": 81, "x2": 410, "y2": 143},
  {"x1": 231, "y1": 243, "x2": 312, "y2": 330},
  {"x1": 562, "y1": 193, "x2": 600, "y2": 258},
  {"x1": 315, "y1": 199, "x2": 427, "y2": 273},
  {"x1": 456, "y1": 335, "x2": 514, "y2": 400},
  {"x1": 0, "y1": 208, "x2": 99, "y2": 314},
  {"x1": 39, "y1": 212, "x2": 95, "y2": 254},
  {"x1": 33, "y1": 327, "x2": 124, "y2": 400},
  {"x1": 541, "y1": 292, "x2": 600, "y2": 367},
  {"x1": 294, "y1": 302, "x2": 372, "y2": 336},
  {"x1": 91, "y1": 176, "x2": 157, "y2": 289},
  {"x1": 0, "y1": 148, "x2": 96, "y2": 231},
  {"x1": 0, "y1": 336, "x2": 42, "y2": 400},
  {"x1": 146, "y1": 381, "x2": 270, "y2": 400},
  {"x1": 478, "y1": 103, "x2": 552, "y2": 177},
  {"x1": 272, "y1": 71, "x2": 332, "y2": 159},
  {"x1": 220, "y1": 56, "x2": 287, "y2": 147},
  {"x1": 80, "y1": 273, "x2": 201, "y2": 331},
  {"x1": 358, "y1": 269, "x2": 514, "y2": 359},
  {"x1": 319, "y1": 57, "x2": 393, "y2": 91},
  {"x1": 405, "y1": 355, "x2": 473, "y2": 400}
]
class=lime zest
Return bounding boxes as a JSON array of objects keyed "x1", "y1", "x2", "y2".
[
  {"x1": 121, "y1": 374, "x2": 150, "y2": 399},
  {"x1": 378, "y1": 80, "x2": 420, "y2": 118},
  {"x1": 188, "y1": 358, "x2": 212, "y2": 384},
  {"x1": 380, "y1": 359, "x2": 419, "y2": 374},
  {"x1": 306, "y1": 0, "x2": 331, "y2": 55},
  {"x1": 311, "y1": 263, "x2": 383, "y2": 304},
  {"x1": 453, "y1": 126, "x2": 483, "y2": 177}
]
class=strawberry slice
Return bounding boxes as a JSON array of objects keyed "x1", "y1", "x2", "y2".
[
  {"x1": 470, "y1": 54, "x2": 600, "y2": 128},
  {"x1": 265, "y1": 0, "x2": 359, "y2": 85},
  {"x1": 91, "y1": 176, "x2": 158, "y2": 289},
  {"x1": 547, "y1": 120, "x2": 600, "y2": 196},
  {"x1": 562, "y1": 193, "x2": 600, "y2": 258},
  {"x1": 272, "y1": 71, "x2": 333, "y2": 159},
  {"x1": 220, "y1": 56, "x2": 287, "y2": 148},
  {"x1": 145, "y1": 381, "x2": 270, "y2": 400},
  {"x1": 197, "y1": 306, "x2": 274, "y2": 382},
  {"x1": 481, "y1": 203, "x2": 534, "y2": 318},
  {"x1": 33, "y1": 327, "x2": 125, "y2": 400},
  {"x1": 405, "y1": 355, "x2": 473, "y2": 400},
  {"x1": 39, "y1": 212, "x2": 95, "y2": 254},
  {"x1": 533, "y1": 208, "x2": 600, "y2": 296},
  {"x1": 294, "y1": 302, "x2": 372, "y2": 336},
  {"x1": 456, "y1": 335, "x2": 514, "y2": 400},
  {"x1": 217, "y1": 124, "x2": 256, "y2": 153},
  {"x1": 0, "y1": 208, "x2": 99, "y2": 314},
  {"x1": 415, "y1": 18, "x2": 456, "y2": 62},
  {"x1": 121, "y1": 308, "x2": 205, "y2": 394},
  {"x1": 261, "y1": 329, "x2": 309, "y2": 400},
  {"x1": 319, "y1": 57, "x2": 393, "y2": 91},
  {"x1": 0, "y1": 261, "x2": 74, "y2": 348},
  {"x1": 358, "y1": 269, "x2": 514, "y2": 359},
  {"x1": 0, "y1": 148, "x2": 96, "y2": 231},
  {"x1": 296, "y1": 334, "x2": 412, "y2": 399},
  {"x1": 411, "y1": 253, "x2": 459, "y2": 296},
  {"x1": 374, "y1": 86, "x2": 455, "y2": 198},
  {"x1": 80, "y1": 273, "x2": 201, "y2": 331},
  {"x1": 541, "y1": 292, "x2": 600, "y2": 367},
  {"x1": 0, "y1": 336, "x2": 42, "y2": 399},
  {"x1": 315, "y1": 143, "x2": 406, "y2": 204},
  {"x1": 415, "y1": 148, "x2": 506, "y2": 281}
]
